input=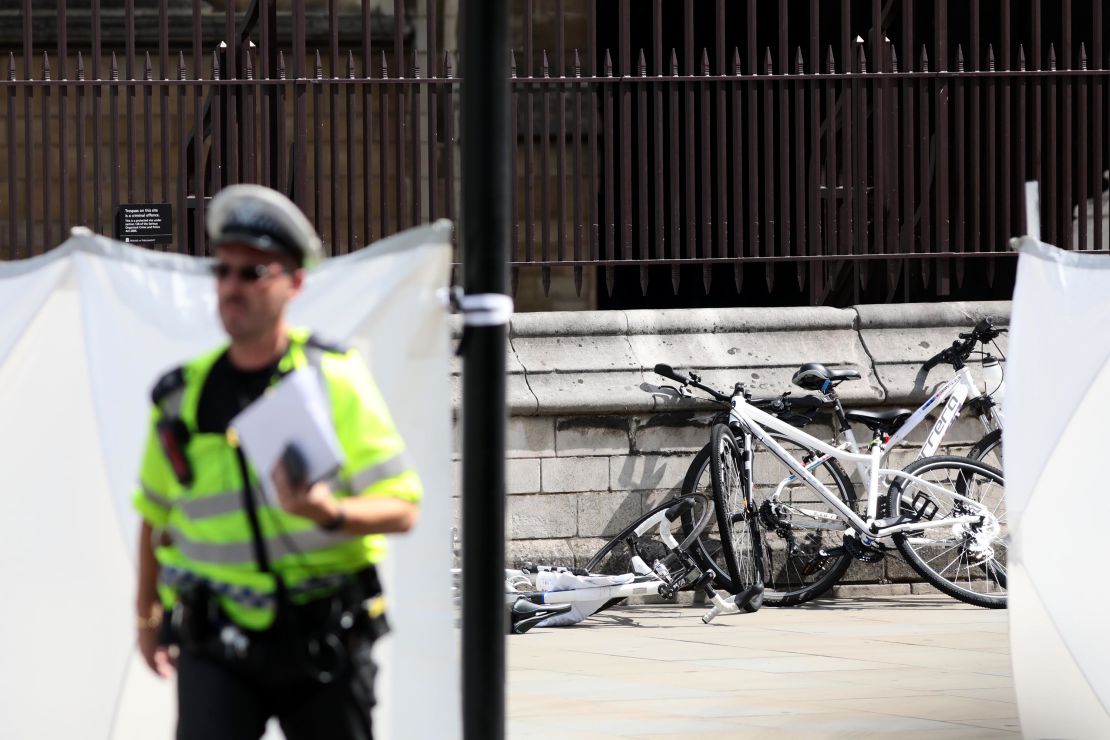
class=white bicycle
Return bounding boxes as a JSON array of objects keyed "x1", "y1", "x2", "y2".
[{"x1": 657, "y1": 356, "x2": 1008, "y2": 609}]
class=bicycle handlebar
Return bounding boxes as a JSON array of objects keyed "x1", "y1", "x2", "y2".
[
  {"x1": 653, "y1": 363, "x2": 731, "y2": 403},
  {"x1": 652, "y1": 364, "x2": 827, "y2": 415},
  {"x1": 921, "y1": 319, "x2": 1006, "y2": 373}
]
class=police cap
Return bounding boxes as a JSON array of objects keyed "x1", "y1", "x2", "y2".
[{"x1": 206, "y1": 184, "x2": 323, "y2": 267}]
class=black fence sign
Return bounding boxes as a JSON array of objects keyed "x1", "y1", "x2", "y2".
[{"x1": 115, "y1": 204, "x2": 173, "y2": 245}]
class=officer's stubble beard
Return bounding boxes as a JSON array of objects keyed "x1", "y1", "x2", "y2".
[{"x1": 215, "y1": 245, "x2": 304, "y2": 363}]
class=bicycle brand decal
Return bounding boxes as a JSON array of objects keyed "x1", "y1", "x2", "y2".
[{"x1": 920, "y1": 383, "x2": 969, "y2": 458}]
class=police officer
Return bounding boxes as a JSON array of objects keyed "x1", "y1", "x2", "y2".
[{"x1": 132, "y1": 184, "x2": 421, "y2": 740}]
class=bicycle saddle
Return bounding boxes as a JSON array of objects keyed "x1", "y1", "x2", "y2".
[
  {"x1": 844, "y1": 408, "x2": 914, "y2": 434},
  {"x1": 509, "y1": 597, "x2": 572, "y2": 635},
  {"x1": 791, "y1": 363, "x2": 862, "y2": 392}
]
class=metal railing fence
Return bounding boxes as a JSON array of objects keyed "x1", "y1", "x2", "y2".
[{"x1": 2, "y1": 0, "x2": 1108, "y2": 304}]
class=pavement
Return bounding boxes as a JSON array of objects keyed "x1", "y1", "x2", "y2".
[{"x1": 507, "y1": 594, "x2": 1017, "y2": 739}]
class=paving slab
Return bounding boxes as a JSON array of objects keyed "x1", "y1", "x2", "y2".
[{"x1": 508, "y1": 595, "x2": 1016, "y2": 738}]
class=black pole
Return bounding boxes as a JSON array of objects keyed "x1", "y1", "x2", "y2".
[{"x1": 460, "y1": 1, "x2": 510, "y2": 739}]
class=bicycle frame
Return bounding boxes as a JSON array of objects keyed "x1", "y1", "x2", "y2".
[
  {"x1": 772, "y1": 366, "x2": 988, "y2": 520},
  {"x1": 727, "y1": 394, "x2": 993, "y2": 542},
  {"x1": 891, "y1": 367, "x2": 978, "y2": 458}
]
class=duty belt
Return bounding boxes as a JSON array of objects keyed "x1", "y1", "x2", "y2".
[{"x1": 159, "y1": 565, "x2": 378, "y2": 612}]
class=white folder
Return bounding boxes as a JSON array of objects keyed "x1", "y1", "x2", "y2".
[{"x1": 230, "y1": 366, "x2": 346, "y2": 504}]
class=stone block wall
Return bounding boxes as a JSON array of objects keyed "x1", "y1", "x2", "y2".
[{"x1": 451, "y1": 300, "x2": 1010, "y2": 587}]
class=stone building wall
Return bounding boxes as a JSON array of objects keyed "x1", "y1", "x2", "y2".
[{"x1": 451, "y1": 300, "x2": 1010, "y2": 592}]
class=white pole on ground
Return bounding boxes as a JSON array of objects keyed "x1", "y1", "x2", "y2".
[{"x1": 1024, "y1": 181, "x2": 1041, "y2": 239}]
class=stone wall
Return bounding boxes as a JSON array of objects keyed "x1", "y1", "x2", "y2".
[{"x1": 451, "y1": 300, "x2": 1010, "y2": 589}]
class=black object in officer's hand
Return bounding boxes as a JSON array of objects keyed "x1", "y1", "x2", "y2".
[{"x1": 281, "y1": 443, "x2": 309, "y2": 488}]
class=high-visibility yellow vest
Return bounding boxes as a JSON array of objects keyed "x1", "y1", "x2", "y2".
[{"x1": 132, "y1": 328, "x2": 422, "y2": 630}]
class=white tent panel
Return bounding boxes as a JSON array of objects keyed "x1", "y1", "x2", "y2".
[
  {"x1": 0, "y1": 224, "x2": 459, "y2": 740},
  {"x1": 73, "y1": 248, "x2": 223, "y2": 537},
  {"x1": 0, "y1": 257, "x2": 68, "y2": 361},
  {"x1": 1008, "y1": 237, "x2": 1110, "y2": 738},
  {"x1": 1010, "y1": 565, "x2": 1110, "y2": 736},
  {"x1": 1005, "y1": 237, "x2": 1110, "y2": 520},
  {"x1": 1016, "y1": 353, "x2": 1110, "y2": 701},
  {"x1": 0, "y1": 270, "x2": 135, "y2": 736},
  {"x1": 111, "y1": 654, "x2": 175, "y2": 739}
]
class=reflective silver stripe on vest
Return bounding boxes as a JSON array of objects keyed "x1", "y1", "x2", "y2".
[
  {"x1": 141, "y1": 484, "x2": 173, "y2": 510},
  {"x1": 349, "y1": 453, "x2": 410, "y2": 493},
  {"x1": 170, "y1": 525, "x2": 354, "y2": 565},
  {"x1": 176, "y1": 490, "x2": 243, "y2": 519}
]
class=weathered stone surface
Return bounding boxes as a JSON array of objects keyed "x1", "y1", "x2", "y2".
[
  {"x1": 854, "y1": 301, "x2": 1010, "y2": 404},
  {"x1": 455, "y1": 459, "x2": 541, "y2": 496},
  {"x1": 885, "y1": 556, "x2": 923, "y2": 582},
  {"x1": 610, "y1": 454, "x2": 688, "y2": 492},
  {"x1": 633, "y1": 413, "x2": 712, "y2": 454},
  {"x1": 541, "y1": 456, "x2": 610, "y2": 493},
  {"x1": 833, "y1": 583, "x2": 912, "y2": 598},
  {"x1": 506, "y1": 538, "x2": 576, "y2": 570},
  {"x1": 508, "y1": 494, "x2": 578, "y2": 539},
  {"x1": 526, "y1": 370, "x2": 653, "y2": 415},
  {"x1": 450, "y1": 373, "x2": 538, "y2": 415},
  {"x1": 508, "y1": 458, "x2": 542, "y2": 495},
  {"x1": 623, "y1": 306, "x2": 854, "y2": 334},
  {"x1": 555, "y1": 415, "x2": 631, "y2": 456},
  {"x1": 577, "y1": 491, "x2": 643, "y2": 537},
  {"x1": 508, "y1": 416, "x2": 556, "y2": 458},
  {"x1": 511, "y1": 310, "x2": 628, "y2": 338},
  {"x1": 839, "y1": 559, "x2": 887, "y2": 584},
  {"x1": 642, "y1": 489, "x2": 691, "y2": 511},
  {"x1": 854, "y1": 301, "x2": 1011, "y2": 332},
  {"x1": 569, "y1": 537, "x2": 612, "y2": 570},
  {"x1": 511, "y1": 334, "x2": 637, "y2": 374}
]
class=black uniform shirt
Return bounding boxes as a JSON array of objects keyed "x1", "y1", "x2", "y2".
[{"x1": 194, "y1": 352, "x2": 282, "y2": 434}]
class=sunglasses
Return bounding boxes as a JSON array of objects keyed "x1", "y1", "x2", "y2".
[{"x1": 209, "y1": 262, "x2": 289, "y2": 283}]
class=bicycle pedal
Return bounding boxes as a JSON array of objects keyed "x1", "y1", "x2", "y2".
[{"x1": 910, "y1": 492, "x2": 941, "y2": 520}]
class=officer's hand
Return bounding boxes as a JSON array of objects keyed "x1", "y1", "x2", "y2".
[
  {"x1": 138, "y1": 621, "x2": 174, "y2": 678},
  {"x1": 272, "y1": 460, "x2": 339, "y2": 526}
]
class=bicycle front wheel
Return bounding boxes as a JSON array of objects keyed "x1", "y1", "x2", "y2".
[
  {"x1": 707, "y1": 424, "x2": 763, "y2": 595},
  {"x1": 969, "y1": 428, "x2": 1003, "y2": 471},
  {"x1": 886, "y1": 455, "x2": 1008, "y2": 608},
  {"x1": 683, "y1": 432, "x2": 855, "y2": 605}
]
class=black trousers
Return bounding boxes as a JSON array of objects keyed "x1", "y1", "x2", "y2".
[{"x1": 175, "y1": 637, "x2": 376, "y2": 740}]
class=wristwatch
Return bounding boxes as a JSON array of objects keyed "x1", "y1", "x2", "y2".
[{"x1": 320, "y1": 502, "x2": 347, "y2": 532}]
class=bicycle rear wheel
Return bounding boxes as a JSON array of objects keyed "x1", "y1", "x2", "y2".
[
  {"x1": 707, "y1": 424, "x2": 764, "y2": 595},
  {"x1": 886, "y1": 455, "x2": 1008, "y2": 608}
]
